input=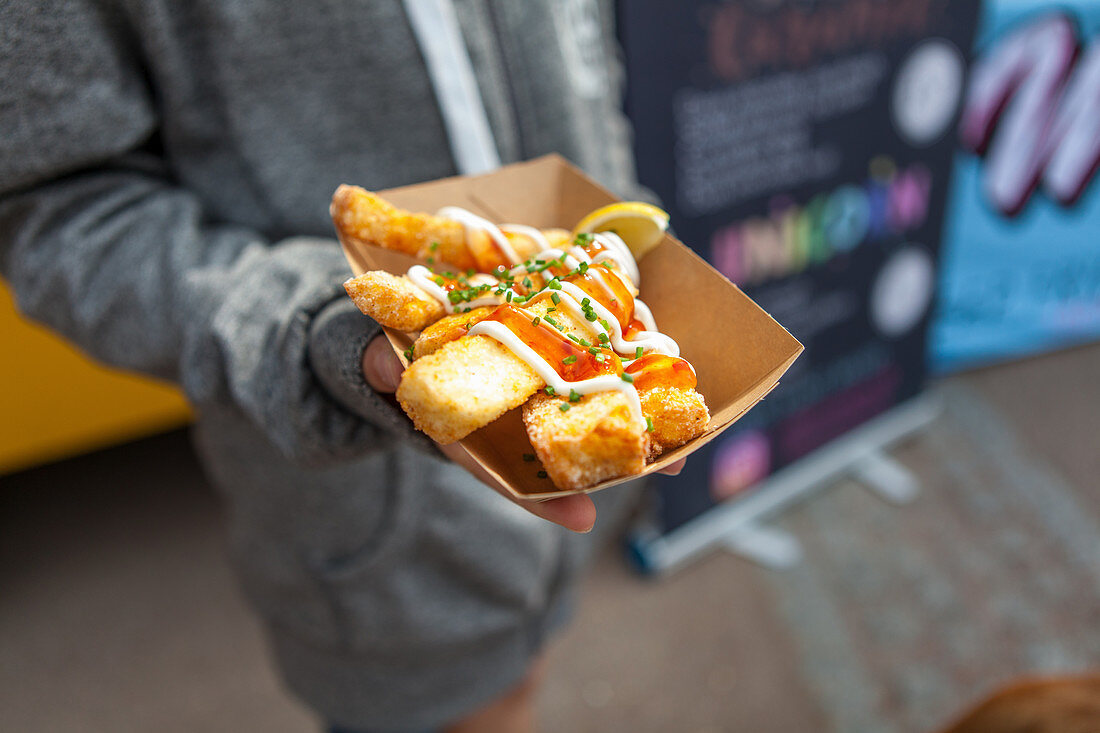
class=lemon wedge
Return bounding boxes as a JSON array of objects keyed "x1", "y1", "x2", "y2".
[{"x1": 572, "y1": 201, "x2": 670, "y2": 260}]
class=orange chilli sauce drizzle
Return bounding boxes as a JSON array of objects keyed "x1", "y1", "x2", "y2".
[
  {"x1": 623, "y1": 319, "x2": 647, "y2": 340},
  {"x1": 624, "y1": 354, "x2": 697, "y2": 392},
  {"x1": 430, "y1": 273, "x2": 464, "y2": 292},
  {"x1": 481, "y1": 305, "x2": 620, "y2": 382},
  {"x1": 409, "y1": 212, "x2": 694, "y2": 435},
  {"x1": 562, "y1": 268, "x2": 635, "y2": 331}
]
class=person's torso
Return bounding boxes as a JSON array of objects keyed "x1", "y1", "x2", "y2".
[{"x1": 124, "y1": 0, "x2": 633, "y2": 238}]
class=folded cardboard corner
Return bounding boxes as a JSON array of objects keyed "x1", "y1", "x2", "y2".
[{"x1": 337, "y1": 154, "x2": 803, "y2": 499}]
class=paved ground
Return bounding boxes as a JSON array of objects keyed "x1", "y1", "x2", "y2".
[{"x1": 2, "y1": 343, "x2": 1098, "y2": 732}]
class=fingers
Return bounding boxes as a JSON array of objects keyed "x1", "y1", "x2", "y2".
[
  {"x1": 522, "y1": 493, "x2": 597, "y2": 533},
  {"x1": 438, "y1": 442, "x2": 597, "y2": 533},
  {"x1": 362, "y1": 335, "x2": 403, "y2": 393},
  {"x1": 371, "y1": 341, "x2": 602, "y2": 534},
  {"x1": 657, "y1": 458, "x2": 686, "y2": 476}
]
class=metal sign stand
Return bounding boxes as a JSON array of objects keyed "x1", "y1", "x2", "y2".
[{"x1": 628, "y1": 392, "x2": 941, "y2": 574}]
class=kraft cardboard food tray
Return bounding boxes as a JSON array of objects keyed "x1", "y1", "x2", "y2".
[{"x1": 338, "y1": 154, "x2": 803, "y2": 499}]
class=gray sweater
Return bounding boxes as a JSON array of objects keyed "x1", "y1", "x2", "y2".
[{"x1": 1, "y1": 1, "x2": 640, "y2": 729}]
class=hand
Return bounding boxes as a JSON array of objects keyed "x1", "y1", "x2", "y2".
[{"x1": 362, "y1": 336, "x2": 685, "y2": 534}]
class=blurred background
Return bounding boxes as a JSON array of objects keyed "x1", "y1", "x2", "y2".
[{"x1": 3, "y1": 1, "x2": 1099, "y2": 731}]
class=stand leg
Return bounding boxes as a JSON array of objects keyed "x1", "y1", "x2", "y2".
[
  {"x1": 852, "y1": 449, "x2": 919, "y2": 504},
  {"x1": 722, "y1": 523, "x2": 803, "y2": 569}
]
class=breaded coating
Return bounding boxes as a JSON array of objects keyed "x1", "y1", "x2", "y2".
[
  {"x1": 332, "y1": 185, "x2": 561, "y2": 273},
  {"x1": 541, "y1": 228, "x2": 572, "y2": 250},
  {"x1": 523, "y1": 392, "x2": 647, "y2": 491},
  {"x1": 344, "y1": 271, "x2": 445, "y2": 331},
  {"x1": 500, "y1": 228, "x2": 571, "y2": 264},
  {"x1": 395, "y1": 296, "x2": 598, "y2": 442},
  {"x1": 397, "y1": 335, "x2": 543, "y2": 444},
  {"x1": 639, "y1": 386, "x2": 710, "y2": 458},
  {"x1": 412, "y1": 307, "x2": 495, "y2": 360},
  {"x1": 393, "y1": 287, "x2": 664, "y2": 443},
  {"x1": 332, "y1": 185, "x2": 473, "y2": 269}
]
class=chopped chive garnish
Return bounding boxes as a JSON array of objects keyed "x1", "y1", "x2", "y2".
[
  {"x1": 579, "y1": 338, "x2": 592, "y2": 347},
  {"x1": 523, "y1": 276, "x2": 532, "y2": 288},
  {"x1": 588, "y1": 347, "x2": 599, "y2": 355},
  {"x1": 599, "y1": 319, "x2": 611, "y2": 331},
  {"x1": 544, "y1": 316, "x2": 558, "y2": 327},
  {"x1": 621, "y1": 372, "x2": 634, "y2": 383},
  {"x1": 581, "y1": 297, "x2": 591, "y2": 306},
  {"x1": 426, "y1": 257, "x2": 434, "y2": 264},
  {"x1": 598, "y1": 333, "x2": 609, "y2": 343},
  {"x1": 569, "y1": 389, "x2": 581, "y2": 402},
  {"x1": 531, "y1": 316, "x2": 541, "y2": 326},
  {"x1": 579, "y1": 262, "x2": 589, "y2": 273},
  {"x1": 567, "y1": 334, "x2": 582, "y2": 344},
  {"x1": 546, "y1": 307, "x2": 557, "y2": 313},
  {"x1": 545, "y1": 386, "x2": 556, "y2": 396},
  {"x1": 559, "y1": 403, "x2": 571, "y2": 412},
  {"x1": 523, "y1": 453, "x2": 536, "y2": 462},
  {"x1": 562, "y1": 355, "x2": 578, "y2": 365},
  {"x1": 584, "y1": 312, "x2": 597, "y2": 322},
  {"x1": 635, "y1": 346, "x2": 644, "y2": 359},
  {"x1": 403, "y1": 346, "x2": 414, "y2": 361},
  {"x1": 646, "y1": 416, "x2": 654, "y2": 432},
  {"x1": 506, "y1": 291, "x2": 513, "y2": 302},
  {"x1": 547, "y1": 278, "x2": 562, "y2": 290},
  {"x1": 466, "y1": 268, "x2": 475, "y2": 277},
  {"x1": 538, "y1": 469, "x2": 549, "y2": 477},
  {"x1": 551, "y1": 292, "x2": 561, "y2": 305},
  {"x1": 433, "y1": 276, "x2": 445, "y2": 285},
  {"x1": 430, "y1": 241, "x2": 440, "y2": 251}
]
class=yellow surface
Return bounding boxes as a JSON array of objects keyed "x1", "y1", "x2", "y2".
[{"x1": 0, "y1": 279, "x2": 192, "y2": 474}]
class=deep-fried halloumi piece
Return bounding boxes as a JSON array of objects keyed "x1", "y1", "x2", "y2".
[
  {"x1": 332, "y1": 185, "x2": 471, "y2": 268},
  {"x1": 522, "y1": 384, "x2": 708, "y2": 490},
  {"x1": 523, "y1": 392, "x2": 648, "y2": 491},
  {"x1": 396, "y1": 298, "x2": 594, "y2": 442},
  {"x1": 412, "y1": 307, "x2": 495, "y2": 360},
  {"x1": 397, "y1": 335, "x2": 542, "y2": 444},
  {"x1": 639, "y1": 386, "x2": 710, "y2": 458},
  {"x1": 332, "y1": 185, "x2": 550, "y2": 272},
  {"x1": 344, "y1": 271, "x2": 445, "y2": 331}
]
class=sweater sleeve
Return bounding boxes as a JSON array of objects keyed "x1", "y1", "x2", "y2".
[{"x1": 0, "y1": 2, "x2": 424, "y2": 464}]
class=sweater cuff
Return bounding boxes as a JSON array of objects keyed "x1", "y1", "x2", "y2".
[{"x1": 307, "y1": 297, "x2": 433, "y2": 452}]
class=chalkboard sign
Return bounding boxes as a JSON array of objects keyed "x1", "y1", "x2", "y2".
[{"x1": 618, "y1": 0, "x2": 981, "y2": 533}]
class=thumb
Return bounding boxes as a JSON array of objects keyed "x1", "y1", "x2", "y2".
[{"x1": 362, "y1": 335, "x2": 403, "y2": 393}]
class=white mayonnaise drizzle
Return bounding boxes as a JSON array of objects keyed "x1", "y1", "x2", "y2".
[
  {"x1": 437, "y1": 206, "x2": 521, "y2": 265},
  {"x1": 499, "y1": 224, "x2": 550, "y2": 253},
  {"x1": 407, "y1": 208, "x2": 683, "y2": 430},
  {"x1": 524, "y1": 280, "x2": 679, "y2": 358},
  {"x1": 467, "y1": 319, "x2": 646, "y2": 429},
  {"x1": 632, "y1": 299, "x2": 658, "y2": 332},
  {"x1": 407, "y1": 265, "x2": 508, "y2": 314},
  {"x1": 589, "y1": 232, "x2": 640, "y2": 286}
]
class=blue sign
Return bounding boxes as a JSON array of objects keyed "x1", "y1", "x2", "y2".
[{"x1": 932, "y1": 1, "x2": 1100, "y2": 372}]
